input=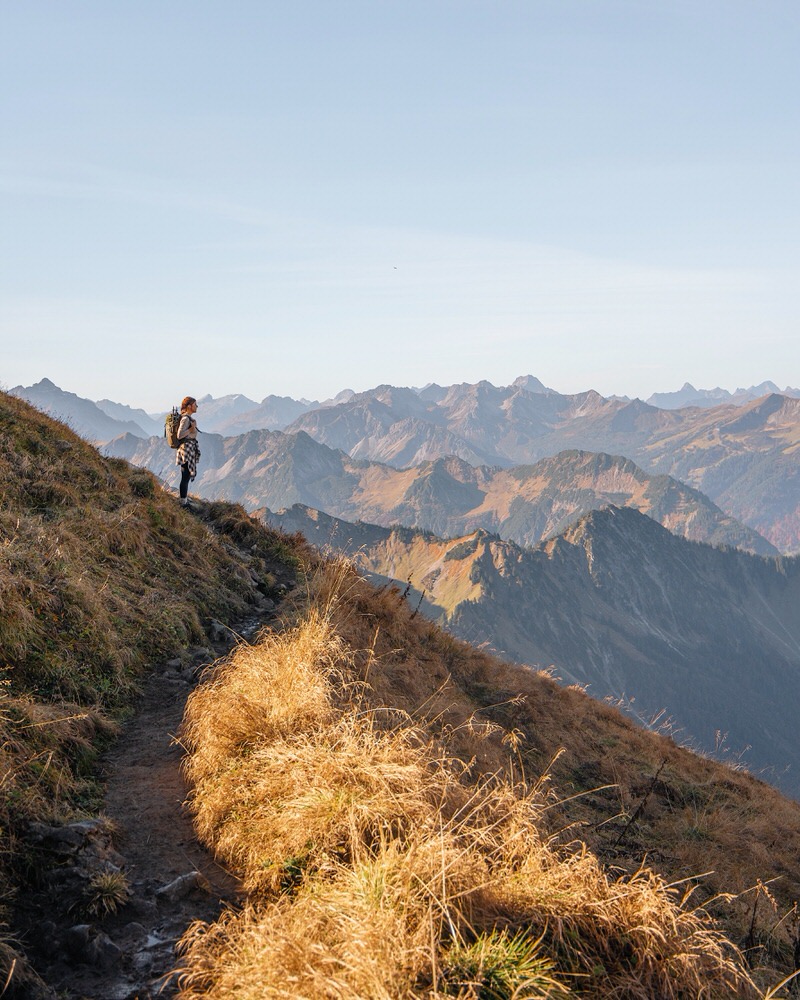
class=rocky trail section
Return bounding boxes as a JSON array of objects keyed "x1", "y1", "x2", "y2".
[{"x1": 19, "y1": 613, "x2": 273, "y2": 1000}]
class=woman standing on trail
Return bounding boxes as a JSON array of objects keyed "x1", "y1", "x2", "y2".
[{"x1": 176, "y1": 396, "x2": 201, "y2": 507}]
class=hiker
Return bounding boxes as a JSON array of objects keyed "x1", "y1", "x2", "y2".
[{"x1": 176, "y1": 396, "x2": 201, "y2": 506}]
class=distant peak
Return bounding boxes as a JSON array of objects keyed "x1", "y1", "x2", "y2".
[{"x1": 512, "y1": 374, "x2": 556, "y2": 394}]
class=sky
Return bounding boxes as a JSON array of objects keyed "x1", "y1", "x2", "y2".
[{"x1": 2, "y1": 1, "x2": 799, "y2": 410}]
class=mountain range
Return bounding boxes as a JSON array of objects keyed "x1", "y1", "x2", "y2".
[
  {"x1": 263, "y1": 501, "x2": 800, "y2": 796},
  {"x1": 646, "y1": 380, "x2": 800, "y2": 409},
  {"x1": 106, "y1": 429, "x2": 779, "y2": 555},
  {"x1": 278, "y1": 382, "x2": 800, "y2": 552},
  {"x1": 15, "y1": 376, "x2": 797, "y2": 552},
  {"x1": 8, "y1": 378, "x2": 352, "y2": 442},
  {"x1": 12, "y1": 374, "x2": 800, "y2": 437}
]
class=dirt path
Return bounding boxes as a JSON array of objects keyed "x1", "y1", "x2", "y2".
[
  {"x1": 27, "y1": 617, "x2": 268, "y2": 1000},
  {"x1": 99, "y1": 658, "x2": 240, "y2": 999}
]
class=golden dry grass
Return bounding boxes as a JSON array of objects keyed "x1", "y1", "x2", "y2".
[
  {"x1": 176, "y1": 563, "x2": 765, "y2": 998},
  {"x1": 299, "y1": 559, "x2": 800, "y2": 974}
]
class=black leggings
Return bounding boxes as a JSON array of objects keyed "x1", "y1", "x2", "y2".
[{"x1": 179, "y1": 464, "x2": 192, "y2": 499}]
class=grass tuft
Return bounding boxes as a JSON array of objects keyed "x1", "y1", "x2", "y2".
[
  {"x1": 84, "y1": 869, "x2": 131, "y2": 917},
  {"x1": 440, "y1": 929, "x2": 567, "y2": 999}
]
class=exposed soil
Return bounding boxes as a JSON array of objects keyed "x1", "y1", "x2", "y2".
[{"x1": 19, "y1": 613, "x2": 272, "y2": 1000}]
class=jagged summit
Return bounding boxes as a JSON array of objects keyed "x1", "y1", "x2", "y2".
[{"x1": 511, "y1": 373, "x2": 558, "y2": 394}]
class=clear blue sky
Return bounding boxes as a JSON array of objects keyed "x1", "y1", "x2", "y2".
[{"x1": 2, "y1": 1, "x2": 798, "y2": 409}]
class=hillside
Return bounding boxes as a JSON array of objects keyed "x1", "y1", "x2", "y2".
[
  {"x1": 263, "y1": 503, "x2": 800, "y2": 797},
  {"x1": 175, "y1": 552, "x2": 800, "y2": 998},
  {"x1": 0, "y1": 391, "x2": 298, "y2": 995},
  {"x1": 4, "y1": 389, "x2": 800, "y2": 996},
  {"x1": 106, "y1": 429, "x2": 777, "y2": 555}
]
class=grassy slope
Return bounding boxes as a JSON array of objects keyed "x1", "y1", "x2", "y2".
[
  {"x1": 0, "y1": 391, "x2": 298, "y2": 993},
  {"x1": 177, "y1": 557, "x2": 800, "y2": 997}
]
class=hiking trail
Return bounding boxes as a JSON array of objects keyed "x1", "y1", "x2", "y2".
[{"x1": 20, "y1": 608, "x2": 278, "y2": 1000}]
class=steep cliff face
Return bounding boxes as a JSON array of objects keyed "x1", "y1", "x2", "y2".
[{"x1": 264, "y1": 503, "x2": 800, "y2": 797}]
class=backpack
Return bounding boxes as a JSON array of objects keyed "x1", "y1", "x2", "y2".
[{"x1": 164, "y1": 407, "x2": 182, "y2": 448}]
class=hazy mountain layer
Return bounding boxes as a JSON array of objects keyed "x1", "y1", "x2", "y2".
[
  {"x1": 264, "y1": 503, "x2": 800, "y2": 796},
  {"x1": 192, "y1": 392, "x2": 259, "y2": 431},
  {"x1": 16, "y1": 376, "x2": 800, "y2": 549},
  {"x1": 285, "y1": 384, "x2": 800, "y2": 551},
  {"x1": 106, "y1": 429, "x2": 777, "y2": 555},
  {"x1": 95, "y1": 397, "x2": 162, "y2": 436},
  {"x1": 10, "y1": 378, "x2": 151, "y2": 442},
  {"x1": 646, "y1": 380, "x2": 800, "y2": 409}
]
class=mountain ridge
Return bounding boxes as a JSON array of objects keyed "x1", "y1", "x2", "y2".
[
  {"x1": 107, "y1": 427, "x2": 779, "y2": 556},
  {"x1": 262, "y1": 501, "x2": 800, "y2": 796},
  {"x1": 13, "y1": 375, "x2": 800, "y2": 550}
]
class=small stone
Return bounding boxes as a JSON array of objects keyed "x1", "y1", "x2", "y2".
[
  {"x1": 35, "y1": 920, "x2": 60, "y2": 959},
  {"x1": 188, "y1": 646, "x2": 215, "y2": 667},
  {"x1": 165, "y1": 657, "x2": 183, "y2": 670},
  {"x1": 208, "y1": 619, "x2": 229, "y2": 644},
  {"x1": 28, "y1": 818, "x2": 106, "y2": 852},
  {"x1": 85, "y1": 844, "x2": 127, "y2": 869},
  {"x1": 63, "y1": 923, "x2": 92, "y2": 960},
  {"x1": 131, "y1": 947, "x2": 157, "y2": 974},
  {"x1": 46, "y1": 865, "x2": 85, "y2": 893},
  {"x1": 119, "y1": 921, "x2": 147, "y2": 946},
  {"x1": 155, "y1": 871, "x2": 211, "y2": 904},
  {"x1": 86, "y1": 931, "x2": 122, "y2": 970}
]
